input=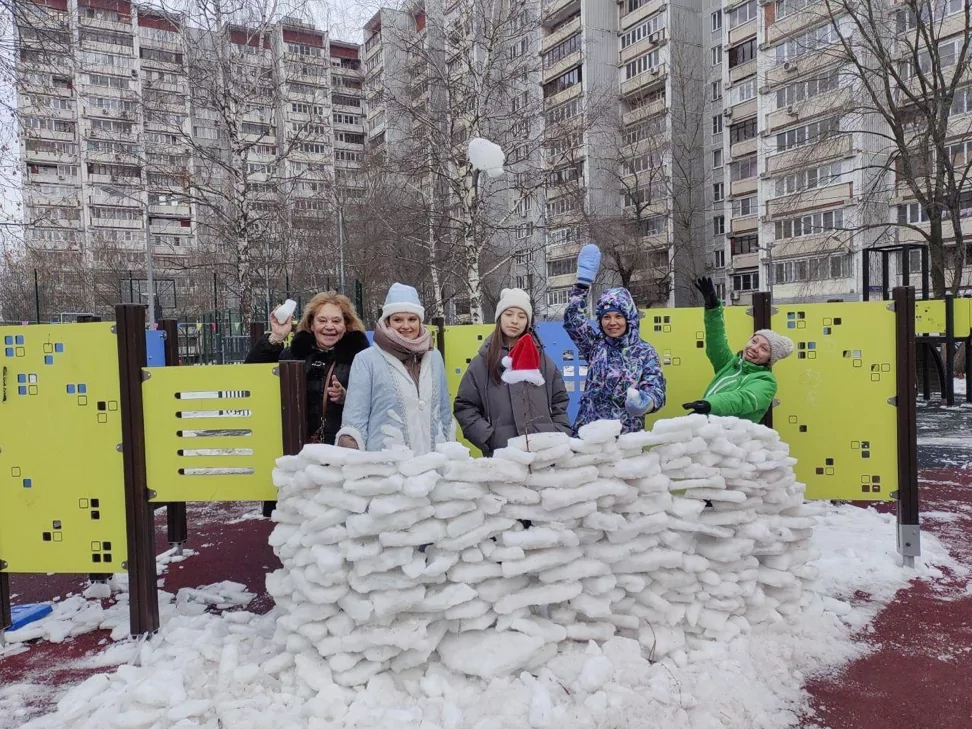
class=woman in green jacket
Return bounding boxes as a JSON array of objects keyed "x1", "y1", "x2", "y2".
[{"x1": 682, "y1": 277, "x2": 794, "y2": 422}]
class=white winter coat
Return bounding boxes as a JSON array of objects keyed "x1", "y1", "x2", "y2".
[{"x1": 337, "y1": 345, "x2": 455, "y2": 454}]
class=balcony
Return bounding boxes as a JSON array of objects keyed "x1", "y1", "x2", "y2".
[
  {"x1": 542, "y1": 50, "x2": 582, "y2": 84},
  {"x1": 541, "y1": 0, "x2": 581, "y2": 29},
  {"x1": 731, "y1": 251, "x2": 759, "y2": 270},
  {"x1": 730, "y1": 215, "x2": 758, "y2": 234},
  {"x1": 620, "y1": 29, "x2": 667, "y2": 66},
  {"x1": 728, "y1": 19, "x2": 756, "y2": 47},
  {"x1": 541, "y1": 17, "x2": 581, "y2": 53},
  {"x1": 620, "y1": 0, "x2": 665, "y2": 31},
  {"x1": 728, "y1": 59, "x2": 755, "y2": 84},
  {"x1": 730, "y1": 177, "x2": 758, "y2": 197},
  {"x1": 731, "y1": 137, "x2": 757, "y2": 158},
  {"x1": 766, "y1": 4, "x2": 836, "y2": 45},
  {"x1": 772, "y1": 231, "x2": 850, "y2": 258},
  {"x1": 621, "y1": 64, "x2": 666, "y2": 98},
  {"x1": 765, "y1": 87, "x2": 852, "y2": 133},
  {"x1": 765, "y1": 134, "x2": 853, "y2": 174},
  {"x1": 765, "y1": 51, "x2": 832, "y2": 88},
  {"x1": 543, "y1": 82, "x2": 582, "y2": 110},
  {"x1": 622, "y1": 96, "x2": 667, "y2": 126},
  {"x1": 765, "y1": 182, "x2": 853, "y2": 219}
]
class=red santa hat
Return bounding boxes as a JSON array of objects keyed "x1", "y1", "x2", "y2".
[{"x1": 501, "y1": 334, "x2": 545, "y2": 386}]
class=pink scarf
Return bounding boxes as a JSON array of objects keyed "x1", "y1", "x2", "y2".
[{"x1": 374, "y1": 319, "x2": 432, "y2": 385}]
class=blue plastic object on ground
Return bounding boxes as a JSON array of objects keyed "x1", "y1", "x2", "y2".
[{"x1": 9, "y1": 603, "x2": 53, "y2": 631}]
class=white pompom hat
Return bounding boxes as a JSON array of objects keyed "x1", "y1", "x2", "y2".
[{"x1": 381, "y1": 282, "x2": 425, "y2": 322}]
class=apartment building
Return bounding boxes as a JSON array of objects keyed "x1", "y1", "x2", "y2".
[{"x1": 15, "y1": 0, "x2": 364, "y2": 313}]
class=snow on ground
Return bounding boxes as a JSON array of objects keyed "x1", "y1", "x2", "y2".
[{"x1": 0, "y1": 503, "x2": 957, "y2": 729}]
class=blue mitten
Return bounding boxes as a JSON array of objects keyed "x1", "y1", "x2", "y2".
[
  {"x1": 625, "y1": 387, "x2": 654, "y2": 416},
  {"x1": 576, "y1": 244, "x2": 602, "y2": 286}
]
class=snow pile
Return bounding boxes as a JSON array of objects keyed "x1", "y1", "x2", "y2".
[{"x1": 266, "y1": 415, "x2": 814, "y2": 685}]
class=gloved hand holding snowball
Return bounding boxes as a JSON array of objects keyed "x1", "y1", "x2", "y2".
[
  {"x1": 625, "y1": 387, "x2": 655, "y2": 416},
  {"x1": 576, "y1": 244, "x2": 601, "y2": 288}
]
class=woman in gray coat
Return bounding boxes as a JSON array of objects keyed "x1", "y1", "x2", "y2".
[{"x1": 454, "y1": 288, "x2": 572, "y2": 456}]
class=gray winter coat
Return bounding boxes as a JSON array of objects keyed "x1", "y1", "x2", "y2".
[{"x1": 454, "y1": 336, "x2": 572, "y2": 457}]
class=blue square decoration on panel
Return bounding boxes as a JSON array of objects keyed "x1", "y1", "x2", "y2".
[{"x1": 44, "y1": 355, "x2": 54, "y2": 365}]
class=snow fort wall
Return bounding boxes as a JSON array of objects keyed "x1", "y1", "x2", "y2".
[{"x1": 266, "y1": 415, "x2": 816, "y2": 685}]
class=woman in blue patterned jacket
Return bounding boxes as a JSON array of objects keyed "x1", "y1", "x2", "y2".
[{"x1": 564, "y1": 244, "x2": 667, "y2": 434}]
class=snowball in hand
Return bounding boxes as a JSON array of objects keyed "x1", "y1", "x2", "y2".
[
  {"x1": 274, "y1": 299, "x2": 297, "y2": 325},
  {"x1": 468, "y1": 137, "x2": 505, "y2": 178}
]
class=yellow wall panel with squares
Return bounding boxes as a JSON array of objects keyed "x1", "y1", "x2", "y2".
[
  {"x1": 0, "y1": 324, "x2": 128, "y2": 573},
  {"x1": 442, "y1": 324, "x2": 494, "y2": 456},
  {"x1": 771, "y1": 302, "x2": 897, "y2": 502},
  {"x1": 641, "y1": 306, "x2": 755, "y2": 428},
  {"x1": 142, "y1": 364, "x2": 282, "y2": 502}
]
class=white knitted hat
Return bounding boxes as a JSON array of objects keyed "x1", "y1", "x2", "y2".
[
  {"x1": 381, "y1": 282, "x2": 425, "y2": 322},
  {"x1": 754, "y1": 329, "x2": 794, "y2": 365},
  {"x1": 494, "y1": 288, "x2": 533, "y2": 323}
]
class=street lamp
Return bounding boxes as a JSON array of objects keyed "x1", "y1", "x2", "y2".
[{"x1": 99, "y1": 185, "x2": 154, "y2": 326}]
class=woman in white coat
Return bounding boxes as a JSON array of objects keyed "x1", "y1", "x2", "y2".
[{"x1": 337, "y1": 283, "x2": 454, "y2": 453}]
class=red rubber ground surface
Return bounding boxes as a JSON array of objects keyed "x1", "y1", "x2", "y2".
[{"x1": 3, "y1": 468, "x2": 971, "y2": 728}]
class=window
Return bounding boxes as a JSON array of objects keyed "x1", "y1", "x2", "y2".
[
  {"x1": 731, "y1": 235, "x2": 759, "y2": 255},
  {"x1": 623, "y1": 116, "x2": 666, "y2": 145},
  {"x1": 774, "y1": 161, "x2": 842, "y2": 195},
  {"x1": 774, "y1": 253, "x2": 852, "y2": 283},
  {"x1": 87, "y1": 73, "x2": 128, "y2": 90},
  {"x1": 776, "y1": 69, "x2": 840, "y2": 109},
  {"x1": 91, "y1": 205, "x2": 141, "y2": 222},
  {"x1": 620, "y1": 14, "x2": 666, "y2": 49},
  {"x1": 626, "y1": 0, "x2": 653, "y2": 13},
  {"x1": 776, "y1": 0, "x2": 815, "y2": 19},
  {"x1": 547, "y1": 257, "x2": 577, "y2": 277},
  {"x1": 510, "y1": 37, "x2": 529, "y2": 60},
  {"x1": 641, "y1": 216, "x2": 666, "y2": 235},
  {"x1": 333, "y1": 94, "x2": 362, "y2": 108},
  {"x1": 730, "y1": 78, "x2": 757, "y2": 105},
  {"x1": 625, "y1": 50, "x2": 660, "y2": 79},
  {"x1": 897, "y1": 202, "x2": 930, "y2": 224},
  {"x1": 732, "y1": 195, "x2": 758, "y2": 217},
  {"x1": 546, "y1": 288, "x2": 571, "y2": 306},
  {"x1": 713, "y1": 182, "x2": 724, "y2": 201},
  {"x1": 729, "y1": 0, "x2": 757, "y2": 28},
  {"x1": 728, "y1": 38, "x2": 756, "y2": 68},
  {"x1": 711, "y1": 81, "x2": 723, "y2": 101},
  {"x1": 543, "y1": 67, "x2": 581, "y2": 98},
  {"x1": 713, "y1": 215, "x2": 725, "y2": 235},
  {"x1": 80, "y1": 29, "x2": 134, "y2": 47},
  {"x1": 732, "y1": 271, "x2": 759, "y2": 291},
  {"x1": 775, "y1": 117, "x2": 839, "y2": 152},
  {"x1": 714, "y1": 250, "x2": 726, "y2": 267},
  {"x1": 713, "y1": 149, "x2": 723, "y2": 168},
  {"x1": 712, "y1": 115, "x2": 723, "y2": 134},
  {"x1": 774, "y1": 208, "x2": 844, "y2": 239},
  {"x1": 776, "y1": 23, "x2": 839, "y2": 63},
  {"x1": 950, "y1": 85, "x2": 972, "y2": 116},
  {"x1": 711, "y1": 46, "x2": 722, "y2": 66},
  {"x1": 730, "y1": 114, "x2": 758, "y2": 143},
  {"x1": 901, "y1": 39, "x2": 960, "y2": 79},
  {"x1": 333, "y1": 112, "x2": 361, "y2": 125},
  {"x1": 22, "y1": 117, "x2": 76, "y2": 133},
  {"x1": 545, "y1": 98, "x2": 583, "y2": 125},
  {"x1": 712, "y1": 10, "x2": 723, "y2": 30},
  {"x1": 729, "y1": 155, "x2": 757, "y2": 181},
  {"x1": 140, "y1": 47, "x2": 183, "y2": 64},
  {"x1": 543, "y1": 34, "x2": 580, "y2": 67},
  {"x1": 546, "y1": 196, "x2": 577, "y2": 216}
]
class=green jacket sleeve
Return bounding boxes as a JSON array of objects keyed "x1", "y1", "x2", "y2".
[
  {"x1": 703, "y1": 304, "x2": 735, "y2": 374},
  {"x1": 707, "y1": 370, "x2": 777, "y2": 419}
]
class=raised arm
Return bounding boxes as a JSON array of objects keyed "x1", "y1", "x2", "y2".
[
  {"x1": 563, "y1": 284, "x2": 600, "y2": 362},
  {"x1": 703, "y1": 305, "x2": 736, "y2": 374}
]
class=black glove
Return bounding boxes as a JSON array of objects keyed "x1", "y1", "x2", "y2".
[
  {"x1": 682, "y1": 400, "x2": 712, "y2": 415},
  {"x1": 693, "y1": 276, "x2": 719, "y2": 310}
]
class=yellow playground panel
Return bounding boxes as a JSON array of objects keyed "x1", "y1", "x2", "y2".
[
  {"x1": 641, "y1": 305, "x2": 754, "y2": 427},
  {"x1": 442, "y1": 324, "x2": 494, "y2": 456},
  {"x1": 914, "y1": 298, "x2": 972, "y2": 337},
  {"x1": 772, "y1": 301, "x2": 897, "y2": 502},
  {"x1": 142, "y1": 364, "x2": 282, "y2": 503},
  {"x1": 0, "y1": 323, "x2": 128, "y2": 574}
]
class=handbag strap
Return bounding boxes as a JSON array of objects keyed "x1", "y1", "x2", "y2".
[{"x1": 317, "y1": 360, "x2": 338, "y2": 434}]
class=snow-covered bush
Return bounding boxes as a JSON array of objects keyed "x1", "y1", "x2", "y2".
[{"x1": 266, "y1": 415, "x2": 814, "y2": 687}]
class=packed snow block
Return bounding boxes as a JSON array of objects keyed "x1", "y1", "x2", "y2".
[{"x1": 268, "y1": 415, "x2": 811, "y2": 683}]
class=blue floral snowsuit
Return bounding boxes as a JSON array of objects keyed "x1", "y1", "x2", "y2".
[{"x1": 564, "y1": 285, "x2": 666, "y2": 433}]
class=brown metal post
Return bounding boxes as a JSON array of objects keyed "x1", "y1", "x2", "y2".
[
  {"x1": 432, "y1": 316, "x2": 446, "y2": 359},
  {"x1": 751, "y1": 291, "x2": 774, "y2": 429},
  {"x1": 267, "y1": 360, "x2": 308, "y2": 517},
  {"x1": 159, "y1": 319, "x2": 187, "y2": 549},
  {"x1": 250, "y1": 321, "x2": 266, "y2": 347},
  {"x1": 893, "y1": 286, "x2": 920, "y2": 567},
  {"x1": 115, "y1": 304, "x2": 159, "y2": 635},
  {"x1": 0, "y1": 571, "x2": 10, "y2": 633},
  {"x1": 279, "y1": 360, "x2": 308, "y2": 455}
]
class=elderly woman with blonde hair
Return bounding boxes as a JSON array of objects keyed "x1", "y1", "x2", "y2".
[{"x1": 246, "y1": 292, "x2": 370, "y2": 445}]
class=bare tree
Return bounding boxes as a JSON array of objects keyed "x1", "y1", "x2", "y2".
[{"x1": 817, "y1": 0, "x2": 972, "y2": 296}]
